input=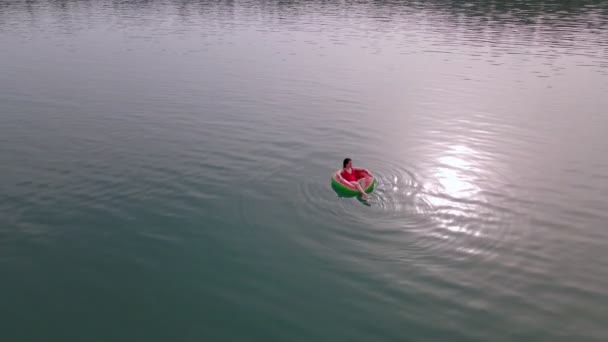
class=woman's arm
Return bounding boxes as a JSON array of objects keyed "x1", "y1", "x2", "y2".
[{"x1": 336, "y1": 170, "x2": 347, "y2": 183}]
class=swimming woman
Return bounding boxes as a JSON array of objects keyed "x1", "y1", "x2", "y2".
[{"x1": 336, "y1": 158, "x2": 373, "y2": 199}]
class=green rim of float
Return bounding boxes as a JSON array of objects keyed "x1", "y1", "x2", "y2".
[{"x1": 331, "y1": 174, "x2": 376, "y2": 197}]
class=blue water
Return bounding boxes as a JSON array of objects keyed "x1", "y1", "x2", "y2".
[{"x1": 1, "y1": 1, "x2": 608, "y2": 341}]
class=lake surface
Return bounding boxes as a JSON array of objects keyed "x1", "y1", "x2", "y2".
[{"x1": 1, "y1": 0, "x2": 608, "y2": 341}]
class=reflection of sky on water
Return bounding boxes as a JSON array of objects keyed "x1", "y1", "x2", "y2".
[
  {"x1": 425, "y1": 144, "x2": 486, "y2": 255},
  {"x1": 427, "y1": 144, "x2": 482, "y2": 201}
]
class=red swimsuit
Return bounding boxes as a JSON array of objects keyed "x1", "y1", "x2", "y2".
[{"x1": 341, "y1": 168, "x2": 358, "y2": 182}]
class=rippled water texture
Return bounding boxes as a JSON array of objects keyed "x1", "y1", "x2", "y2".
[{"x1": 1, "y1": 1, "x2": 608, "y2": 341}]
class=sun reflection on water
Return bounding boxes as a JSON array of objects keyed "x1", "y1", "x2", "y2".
[
  {"x1": 434, "y1": 145, "x2": 481, "y2": 199},
  {"x1": 423, "y1": 144, "x2": 487, "y2": 254}
]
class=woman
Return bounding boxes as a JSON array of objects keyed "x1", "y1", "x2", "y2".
[{"x1": 337, "y1": 158, "x2": 373, "y2": 199}]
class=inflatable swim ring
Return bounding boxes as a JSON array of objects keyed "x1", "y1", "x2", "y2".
[{"x1": 331, "y1": 169, "x2": 376, "y2": 196}]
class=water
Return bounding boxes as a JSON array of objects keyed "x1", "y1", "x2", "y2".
[{"x1": 1, "y1": 0, "x2": 608, "y2": 341}]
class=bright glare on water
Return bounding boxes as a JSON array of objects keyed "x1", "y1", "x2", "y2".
[{"x1": 1, "y1": 1, "x2": 608, "y2": 341}]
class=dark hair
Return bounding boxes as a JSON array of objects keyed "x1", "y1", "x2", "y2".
[{"x1": 343, "y1": 158, "x2": 351, "y2": 168}]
